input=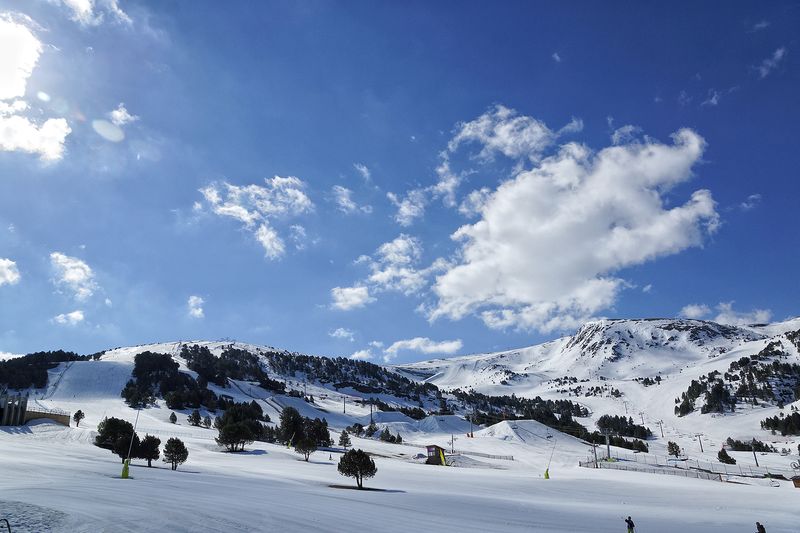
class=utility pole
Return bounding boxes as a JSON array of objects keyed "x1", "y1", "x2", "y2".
[
  {"x1": 592, "y1": 444, "x2": 599, "y2": 468},
  {"x1": 369, "y1": 400, "x2": 373, "y2": 424},
  {"x1": 451, "y1": 434, "x2": 455, "y2": 454},
  {"x1": 469, "y1": 409, "x2": 473, "y2": 438},
  {"x1": 656, "y1": 420, "x2": 664, "y2": 438},
  {"x1": 695, "y1": 433, "x2": 704, "y2": 453},
  {"x1": 639, "y1": 411, "x2": 645, "y2": 426},
  {"x1": 623, "y1": 401, "x2": 629, "y2": 414},
  {"x1": 752, "y1": 439, "x2": 759, "y2": 467},
  {"x1": 343, "y1": 396, "x2": 346, "y2": 414}
]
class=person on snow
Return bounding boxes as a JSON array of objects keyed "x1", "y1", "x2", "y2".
[
  {"x1": 624, "y1": 516, "x2": 635, "y2": 533},
  {"x1": 756, "y1": 522, "x2": 766, "y2": 533}
]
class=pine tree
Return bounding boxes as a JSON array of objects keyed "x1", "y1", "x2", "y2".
[
  {"x1": 337, "y1": 449, "x2": 377, "y2": 489},
  {"x1": 113, "y1": 433, "x2": 140, "y2": 463},
  {"x1": 203, "y1": 415, "x2": 212, "y2": 428},
  {"x1": 667, "y1": 441, "x2": 681, "y2": 457},
  {"x1": 72, "y1": 410, "x2": 85, "y2": 427},
  {"x1": 187, "y1": 409, "x2": 202, "y2": 427},
  {"x1": 163, "y1": 438, "x2": 189, "y2": 471},
  {"x1": 169, "y1": 412, "x2": 177, "y2": 424},
  {"x1": 365, "y1": 422, "x2": 378, "y2": 437},
  {"x1": 379, "y1": 427, "x2": 392, "y2": 442},
  {"x1": 717, "y1": 448, "x2": 736, "y2": 465},
  {"x1": 216, "y1": 422, "x2": 255, "y2": 452},
  {"x1": 294, "y1": 436, "x2": 317, "y2": 461},
  {"x1": 395, "y1": 433, "x2": 402, "y2": 444},
  {"x1": 279, "y1": 406, "x2": 305, "y2": 445},
  {"x1": 138, "y1": 434, "x2": 161, "y2": 467},
  {"x1": 338, "y1": 430, "x2": 351, "y2": 449},
  {"x1": 94, "y1": 417, "x2": 134, "y2": 450}
]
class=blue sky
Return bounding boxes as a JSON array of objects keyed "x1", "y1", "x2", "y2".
[{"x1": 0, "y1": 1, "x2": 798, "y2": 363}]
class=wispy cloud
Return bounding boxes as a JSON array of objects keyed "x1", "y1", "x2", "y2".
[
  {"x1": 329, "y1": 327, "x2": 355, "y2": 341},
  {"x1": 756, "y1": 47, "x2": 786, "y2": 79},
  {"x1": 198, "y1": 176, "x2": 314, "y2": 260},
  {"x1": 552, "y1": 52, "x2": 562, "y2": 63},
  {"x1": 739, "y1": 193, "x2": 762, "y2": 211},
  {"x1": 331, "y1": 185, "x2": 371, "y2": 215},
  {"x1": 701, "y1": 89, "x2": 720, "y2": 107}
]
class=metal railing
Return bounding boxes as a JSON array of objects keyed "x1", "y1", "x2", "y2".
[
  {"x1": 579, "y1": 459, "x2": 723, "y2": 481},
  {"x1": 598, "y1": 449, "x2": 796, "y2": 478}
]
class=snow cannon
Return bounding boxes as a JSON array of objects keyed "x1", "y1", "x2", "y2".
[{"x1": 121, "y1": 459, "x2": 130, "y2": 479}]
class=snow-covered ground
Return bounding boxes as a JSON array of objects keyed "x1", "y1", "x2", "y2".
[
  {"x1": 1, "y1": 419, "x2": 798, "y2": 533},
  {"x1": 1, "y1": 328, "x2": 799, "y2": 531}
]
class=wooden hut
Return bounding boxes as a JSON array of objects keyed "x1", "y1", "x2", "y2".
[
  {"x1": 792, "y1": 476, "x2": 800, "y2": 489},
  {"x1": 425, "y1": 444, "x2": 447, "y2": 466}
]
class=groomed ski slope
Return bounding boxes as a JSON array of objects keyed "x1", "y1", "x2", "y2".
[{"x1": 0, "y1": 420, "x2": 797, "y2": 533}]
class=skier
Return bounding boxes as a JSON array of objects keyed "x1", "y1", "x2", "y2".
[
  {"x1": 624, "y1": 516, "x2": 635, "y2": 533},
  {"x1": 755, "y1": 522, "x2": 766, "y2": 533}
]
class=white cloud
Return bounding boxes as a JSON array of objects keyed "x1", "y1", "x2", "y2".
[
  {"x1": 387, "y1": 190, "x2": 428, "y2": 227},
  {"x1": 458, "y1": 187, "x2": 492, "y2": 218},
  {"x1": 449, "y1": 104, "x2": 555, "y2": 162},
  {"x1": 57, "y1": 0, "x2": 131, "y2": 26},
  {"x1": 329, "y1": 328, "x2": 355, "y2": 342},
  {"x1": 701, "y1": 89, "x2": 721, "y2": 107},
  {"x1": 255, "y1": 223, "x2": 285, "y2": 259},
  {"x1": 52, "y1": 310, "x2": 84, "y2": 326},
  {"x1": 749, "y1": 20, "x2": 770, "y2": 32},
  {"x1": 427, "y1": 126, "x2": 718, "y2": 333},
  {"x1": 552, "y1": 52, "x2": 562, "y2": 63},
  {"x1": 713, "y1": 302, "x2": 771, "y2": 325},
  {"x1": 50, "y1": 252, "x2": 98, "y2": 301},
  {"x1": 0, "y1": 16, "x2": 71, "y2": 161},
  {"x1": 289, "y1": 224, "x2": 307, "y2": 250},
  {"x1": 199, "y1": 176, "x2": 313, "y2": 260},
  {"x1": 108, "y1": 103, "x2": 139, "y2": 126},
  {"x1": 641, "y1": 284, "x2": 653, "y2": 294},
  {"x1": 387, "y1": 105, "x2": 581, "y2": 226},
  {"x1": 187, "y1": 295, "x2": 204, "y2": 318},
  {"x1": 678, "y1": 301, "x2": 771, "y2": 325},
  {"x1": 383, "y1": 337, "x2": 463, "y2": 362},
  {"x1": 353, "y1": 163, "x2": 371, "y2": 183},
  {"x1": 757, "y1": 47, "x2": 786, "y2": 79},
  {"x1": 679, "y1": 303, "x2": 710, "y2": 319},
  {"x1": 0, "y1": 258, "x2": 21, "y2": 286},
  {"x1": 739, "y1": 193, "x2": 762, "y2": 211},
  {"x1": 342, "y1": 235, "x2": 449, "y2": 305},
  {"x1": 350, "y1": 349, "x2": 372, "y2": 361},
  {"x1": 332, "y1": 185, "x2": 371, "y2": 215},
  {"x1": 0, "y1": 15, "x2": 41, "y2": 100},
  {"x1": 0, "y1": 114, "x2": 72, "y2": 160},
  {"x1": 611, "y1": 125, "x2": 642, "y2": 145},
  {"x1": 330, "y1": 285, "x2": 375, "y2": 311}
]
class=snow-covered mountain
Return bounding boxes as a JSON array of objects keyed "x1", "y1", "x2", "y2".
[{"x1": 395, "y1": 317, "x2": 800, "y2": 391}]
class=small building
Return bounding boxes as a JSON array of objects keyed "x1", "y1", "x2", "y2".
[
  {"x1": 792, "y1": 476, "x2": 800, "y2": 489},
  {"x1": 425, "y1": 444, "x2": 447, "y2": 466}
]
